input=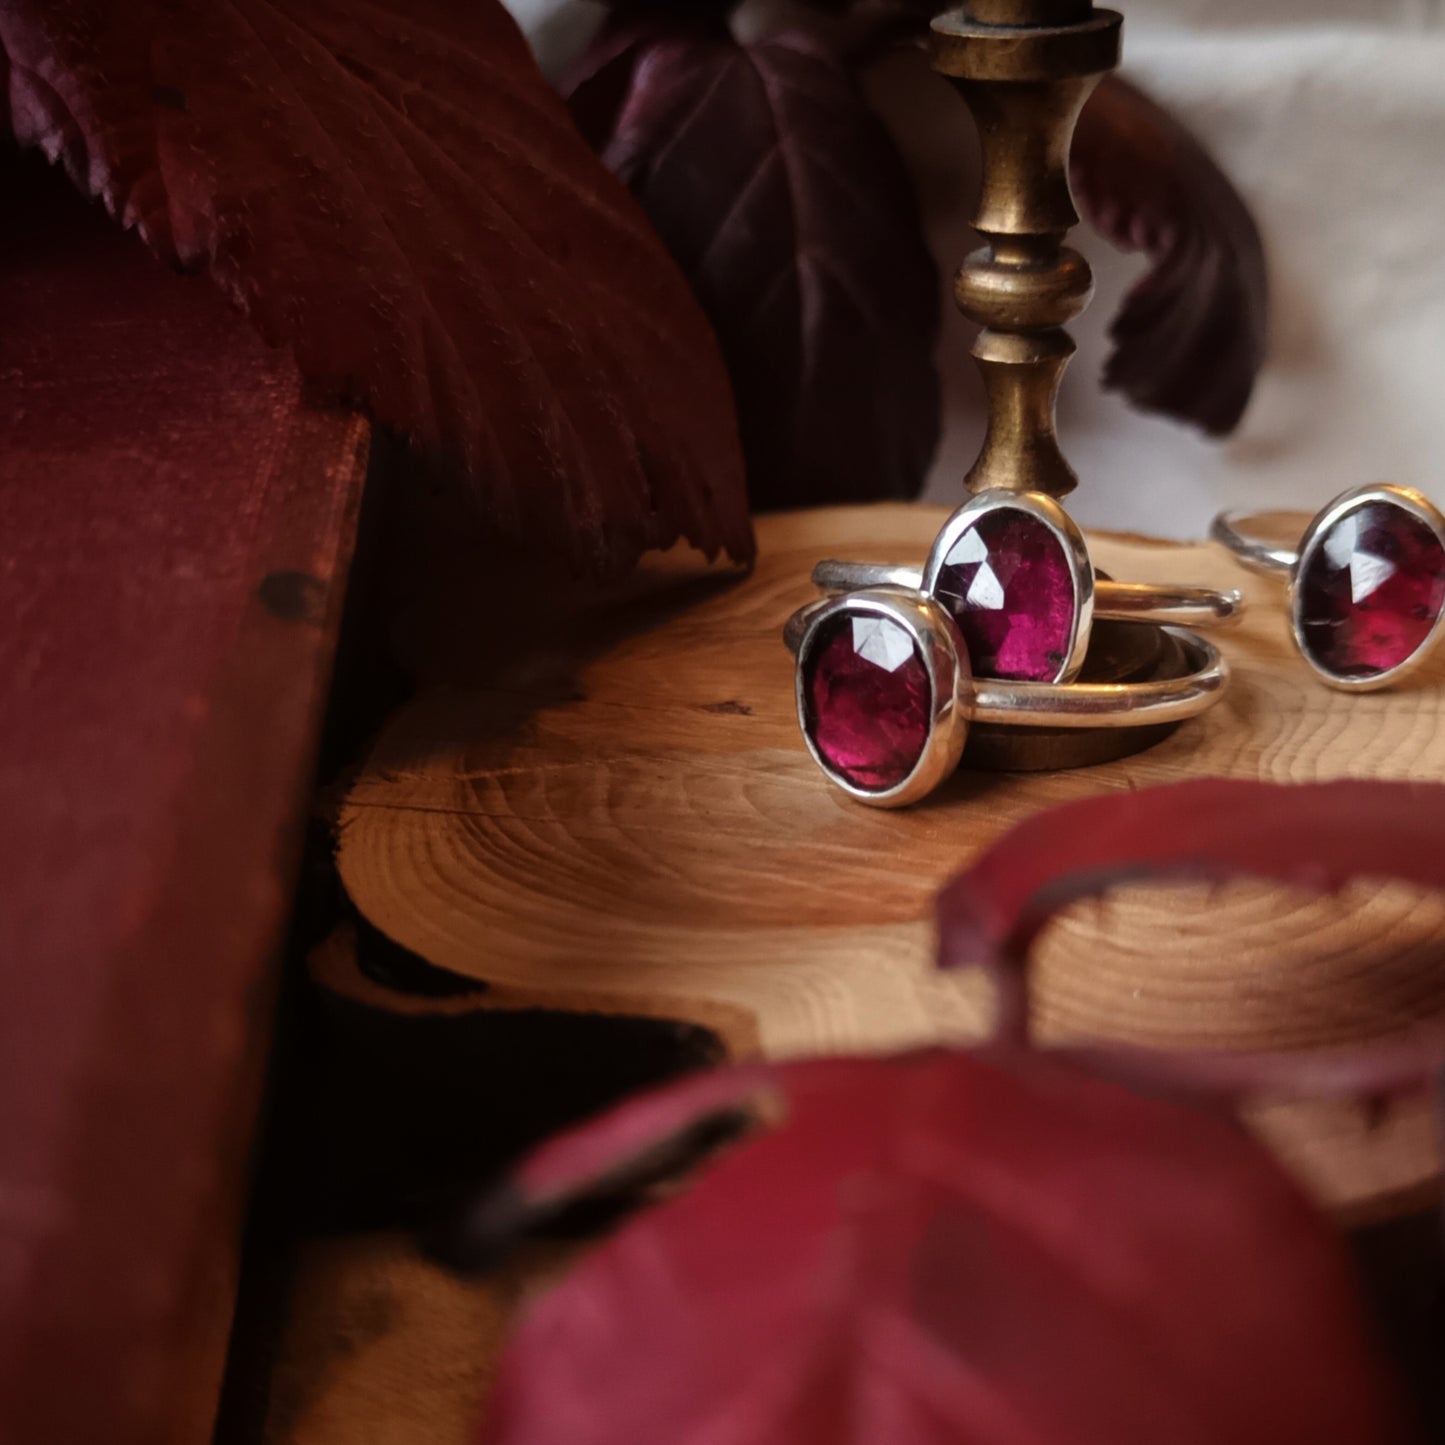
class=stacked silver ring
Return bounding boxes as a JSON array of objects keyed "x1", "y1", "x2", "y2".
[{"x1": 784, "y1": 490, "x2": 1239, "y2": 806}]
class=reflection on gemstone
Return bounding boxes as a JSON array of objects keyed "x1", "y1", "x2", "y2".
[
  {"x1": 932, "y1": 506, "x2": 1075, "y2": 681},
  {"x1": 804, "y1": 614, "x2": 930, "y2": 791},
  {"x1": 1297, "y1": 500, "x2": 1445, "y2": 681}
]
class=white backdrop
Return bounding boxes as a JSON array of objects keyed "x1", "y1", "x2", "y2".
[{"x1": 515, "y1": 0, "x2": 1445, "y2": 537}]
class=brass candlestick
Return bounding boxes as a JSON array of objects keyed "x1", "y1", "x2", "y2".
[{"x1": 931, "y1": 0, "x2": 1122, "y2": 500}]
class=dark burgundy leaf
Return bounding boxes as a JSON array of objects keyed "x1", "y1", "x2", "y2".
[
  {"x1": 936, "y1": 779, "x2": 1445, "y2": 1050},
  {"x1": 477, "y1": 1049, "x2": 1416, "y2": 1445},
  {"x1": 0, "y1": 0, "x2": 752, "y2": 577},
  {"x1": 566, "y1": 20, "x2": 941, "y2": 509},
  {"x1": 1071, "y1": 75, "x2": 1268, "y2": 436}
]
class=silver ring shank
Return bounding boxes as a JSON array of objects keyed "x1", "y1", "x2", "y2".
[
  {"x1": 968, "y1": 629, "x2": 1226, "y2": 728},
  {"x1": 810, "y1": 560, "x2": 1242, "y2": 627},
  {"x1": 812, "y1": 561, "x2": 924, "y2": 593},
  {"x1": 784, "y1": 601, "x2": 1227, "y2": 730},
  {"x1": 1208, "y1": 513, "x2": 1297, "y2": 577},
  {"x1": 783, "y1": 599, "x2": 829, "y2": 657}
]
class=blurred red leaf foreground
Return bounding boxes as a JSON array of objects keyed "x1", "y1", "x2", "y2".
[
  {"x1": 471, "y1": 1049, "x2": 1418, "y2": 1445},
  {"x1": 465, "y1": 778, "x2": 1445, "y2": 1443},
  {"x1": 0, "y1": 0, "x2": 751, "y2": 576}
]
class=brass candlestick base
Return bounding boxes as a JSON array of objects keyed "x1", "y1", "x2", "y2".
[{"x1": 932, "y1": 2, "x2": 1176, "y2": 771}]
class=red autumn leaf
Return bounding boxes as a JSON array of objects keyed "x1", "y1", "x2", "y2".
[
  {"x1": 441, "y1": 1064, "x2": 771, "y2": 1264},
  {"x1": 510, "y1": 1063, "x2": 770, "y2": 1204},
  {"x1": 1071, "y1": 75, "x2": 1269, "y2": 436},
  {"x1": 474, "y1": 1049, "x2": 1417, "y2": 1445},
  {"x1": 936, "y1": 778, "x2": 1445, "y2": 1053},
  {"x1": 0, "y1": 0, "x2": 752, "y2": 577},
  {"x1": 566, "y1": 19, "x2": 941, "y2": 509}
]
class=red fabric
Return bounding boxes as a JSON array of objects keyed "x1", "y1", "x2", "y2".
[{"x1": 0, "y1": 153, "x2": 368, "y2": 1444}]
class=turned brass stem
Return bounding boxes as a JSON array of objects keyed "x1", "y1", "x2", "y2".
[{"x1": 931, "y1": 1, "x2": 1122, "y2": 499}]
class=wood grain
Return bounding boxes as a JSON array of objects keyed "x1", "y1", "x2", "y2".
[
  {"x1": 259, "y1": 1234, "x2": 566, "y2": 1445},
  {"x1": 0, "y1": 154, "x2": 369, "y2": 1445},
  {"x1": 337, "y1": 502, "x2": 1445, "y2": 1221}
]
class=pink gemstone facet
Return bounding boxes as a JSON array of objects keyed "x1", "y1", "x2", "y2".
[
  {"x1": 804, "y1": 613, "x2": 931, "y2": 792},
  {"x1": 1296, "y1": 501, "x2": 1445, "y2": 680},
  {"x1": 932, "y1": 507, "x2": 1076, "y2": 681}
]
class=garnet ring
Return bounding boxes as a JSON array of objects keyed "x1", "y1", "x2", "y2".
[
  {"x1": 811, "y1": 491, "x2": 1242, "y2": 686},
  {"x1": 1211, "y1": 483, "x2": 1445, "y2": 691},
  {"x1": 785, "y1": 589, "x2": 1228, "y2": 807}
]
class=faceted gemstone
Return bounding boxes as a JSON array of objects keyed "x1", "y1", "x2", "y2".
[
  {"x1": 932, "y1": 507, "x2": 1075, "y2": 681},
  {"x1": 804, "y1": 613, "x2": 931, "y2": 791},
  {"x1": 1296, "y1": 500, "x2": 1445, "y2": 680}
]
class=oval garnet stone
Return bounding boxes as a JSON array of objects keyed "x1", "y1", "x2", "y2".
[
  {"x1": 804, "y1": 613, "x2": 931, "y2": 792},
  {"x1": 932, "y1": 506, "x2": 1075, "y2": 681},
  {"x1": 1296, "y1": 500, "x2": 1445, "y2": 680}
]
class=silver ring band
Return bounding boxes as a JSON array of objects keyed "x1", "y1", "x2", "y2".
[
  {"x1": 785, "y1": 596, "x2": 1226, "y2": 728},
  {"x1": 1208, "y1": 513, "x2": 1297, "y2": 577},
  {"x1": 811, "y1": 559, "x2": 1243, "y2": 629},
  {"x1": 969, "y1": 631, "x2": 1227, "y2": 727},
  {"x1": 788, "y1": 588, "x2": 1228, "y2": 806},
  {"x1": 804, "y1": 490, "x2": 1243, "y2": 690}
]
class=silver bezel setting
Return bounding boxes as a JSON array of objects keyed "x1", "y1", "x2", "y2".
[
  {"x1": 794, "y1": 588, "x2": 970, "y2": 808},
  {"x1": 919, "y1": 489, "x2": 1095, "y2": 685},
  {"x1": 1288, "y1": 483, "x2": 1445, "y2": 693}
]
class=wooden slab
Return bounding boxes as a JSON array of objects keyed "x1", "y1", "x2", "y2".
[
  {"x1": 337, "y1": 503, "x2": 1445, "y2": 1222},
  {"x1": 257, "y1": 1233, "x2": 565, "y2": 1445},
  {"x1": 0, "y1": 155, "x2": 369, "y2": 1445}
]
